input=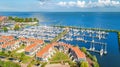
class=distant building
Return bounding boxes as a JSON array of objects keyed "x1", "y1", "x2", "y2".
[
  {"x1": 2, "y1": 40, "x2": 21, "y2": 51},
  {"x1": 19, "y1": 37, "x2": 33, "y2": 46},
  {"x1": 0, "y1": 16, "x2": 7, "y2": 22},
  {"x1": 0, "y1": 35, "x2": 15, "y2": 50}
]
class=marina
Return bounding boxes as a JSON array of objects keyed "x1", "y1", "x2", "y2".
[
  {"x1": 0, "y1": 26, "x2": 64, "y2": 42},
  {"x1": 0, "y1": 24, "x2": 109, "y2": 56},
  {"x1": 59, "y1": 28, "x2": 109, "y2": 56},
  {"x1": 0, "y1": 12, "x2": 120, "y2": 67}
]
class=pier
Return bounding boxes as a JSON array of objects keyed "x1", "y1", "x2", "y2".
[
  {"x1": 58, "y1": 25, "x2": 109, "y2": 56},
  {"x1": 53, "y1": 25, "x2": 119, "y2": 33},
  {"x1": 54, "y1": 25, "x2": 120, "y2": 47},
  {"x1": 50, "y1": 28, "x2": 69, "y2": 43},
  {"x1": 87, "y1": 41, "x2": 107, "y2": 56},
  {"x1": 0, "y1": 26, "x2": 65, "y2": 42},
  {"x1": 83, "y1": 36, "x2": 107, "y2": 56}
]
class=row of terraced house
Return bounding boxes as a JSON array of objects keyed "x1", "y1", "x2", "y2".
[
  {"x1": 0, "y1": 35, "x2": 86, "y2": 63},
  {"x1": 36, "y1": 42, "x2": 86, "y2": 63},
  {"x1": 0, "y1": 35, "x2": 21, "y2": 51},
  {"x1": 0, "y1": 35, "x2": 44, "y2": 54}
]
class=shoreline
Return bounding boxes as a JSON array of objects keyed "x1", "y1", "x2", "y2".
[{"x1": 118, "y1": 32, "x2": 120, "y2": 46}]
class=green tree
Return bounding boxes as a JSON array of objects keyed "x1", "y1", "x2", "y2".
[
  {"x1": 29, "y1": 18, "x2": 32, "y2": 22},
  {"x1": 18, "y1": 18, "x2": 24, "y2": 22},
  {"x1": 93, "y1": 62, "x2": 99, "y2": 67},
  {"x1": 14, "y1": 17, "x2": 19, "y2": 22},
  {"x1": 8, "y1": 16, "x2": 13, "y2": 20},
  {"x1": 21, "y1": 18, "x2": 24, "y2": 22},
  {"x1": 3, "y1": 27, "x2": 8, "y2": 32},
  {"x1": 92, "y1": 55, "x2": 97, "y2": 62},
  {"x1": 14, "y1": 25, "x2": 20, "y2": 31},
  {"x1": 33, "y1": 18, "x2": 37, "y2": 22},
  {"x1": 81, "y1": 47, "x2": 87, "y2": 53},
  {"x1": 36, "y1": 19, "x2": 39, "y2": 22},
  {"x1": 8, "y1": 51, "x2": 11, "y2": 57},
  {"x1": 20, "y1": 53, "x2": 25, "y2": 61},
  {"x1": 80, "y1": 61, "x2": 89, "y2": 67},
  {"x1": 21, "y1": 53, "x2": 25, "y2": 57},
  {"x1": 33, "y1": 18, "x2": 39, "y2": 22},
  {"x1": 25, "y1": 18, "x2": 29, "y2": 22}
]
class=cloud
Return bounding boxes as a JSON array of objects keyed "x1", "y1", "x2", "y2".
[
  {"x1": 68, "y1": 1, "x2": 76, "y2": 7},
  {"x1": 57, "y1": 1, "x2": 86, "y2": 8},
  {"x1": 58, "y1": 2, "x2": 67, "y2": 7},
  {"x1": 77, "y1": 1, "x2": 86, "y2": 8},
  {"x1": 36, "y1": 0, "x2": 120, "y2": 12},
  {"x1": 57, "y1": 0, "x2": 120, "y2": 8}
]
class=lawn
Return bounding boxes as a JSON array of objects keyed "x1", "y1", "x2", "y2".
[
  {"x1": 0, "y1": 51, "x2": 8, "y2": 56},
  {"x1": 50, "y1": 51, "x2": 70, "y2": 61},
  {"x1": 20, "y1": 55, "x2": 32, "y2": 63},
  {"x1": 0, "y1": 60, "x2": 21, "y2": 67},
  {"x1": 14, "y1": 52, "x2": 32, "y2": 64},
  {"x1": 12, "y1": 44, "x2": 26, "y2": 54},
  {"x1": 5, "y1": 44, "x2": 31, "y2": 63},
  {"x1": 49, "y1": 51, "x2": 77, "y2": 66}
]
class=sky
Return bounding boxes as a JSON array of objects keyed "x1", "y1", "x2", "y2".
[{"x1": 0, "y1": 0, "x2": 120, "y2": 12}]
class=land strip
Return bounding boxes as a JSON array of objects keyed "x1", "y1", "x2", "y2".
[{"x1": 50, "y1": 28, "x2": 69, "y2": 43}]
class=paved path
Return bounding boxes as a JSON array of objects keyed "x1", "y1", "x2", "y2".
[
  {"x1": 45, "y1": 63, "x2": 70, "y2": 67},
  {"x1": 20, "y1": 63, "x2": 28, "y2": 67},
  {"x1": 86, "y1": 57, "x2": 94, "y2": 67}
]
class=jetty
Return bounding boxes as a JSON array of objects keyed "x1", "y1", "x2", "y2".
[
  {"x1": 55, "y1": 25, "x2": 109, "y2": 56},
  {"x1": 51, "y1": 27, "x2": 69, "y2": 43},
  {"x1": 54, "y1": 25, "x2": 120, "y2": 46},
  {"x1": 53, "y1": 25, "x2": 119, "y2": 33},
  {"x1": 87, "y1": 41, "x2": 107, "y2": 56}
]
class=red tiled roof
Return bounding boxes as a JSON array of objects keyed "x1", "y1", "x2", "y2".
[
  {"x1": 0, "y1": 40, "x2": 4, "y2": 42},
  {"x1": 2, "y1": 40, "x2": 19, "y2": 48},
  {"x1": 58, "y1": 42, "x2": 86, "y2": 58},
  {"x1": 25, "y1": 40, "x2": 44, "y2": 52},
  {"x1": 36, "y1": 43, "x2": 54, "y2": 57},
  {"x1": 58, "y1": 42, "x2": 72, "y2": 48},
  {"x1": 19, "y1": 37, "x2": 26, "y2": 41},
  {"x1": 19, "y1": 37, "x2": 44, "y2": 44},
  {"x1": 0, "y1": 16, "x2": 6, "y2": 21},
  {"x1": 0, "y1": 35, "x2": 15, "y2": 44},
  {"x1": 0, "y1": 35, "x2": 14, "y2": 40},
  {"x1": 35, "y1": 40, "x2": 44, "y2": 44},
  {"x1": 1, "y1": 35, "x2": 13, "y2": 38},
  {"x1": 72, "y1": 47, "x2": 86, "y2": 58},
  {"x1": 25, "y1": 43, "x2": 38, "y2": 52}
]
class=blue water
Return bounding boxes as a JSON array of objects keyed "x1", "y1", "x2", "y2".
[
  {"x1": 60, "y1": 31, "x2": 119, "y2": 67},
  {"x1": 0, "y1": 12, "x2": 120, "y2": 67},
  {"x1": 0, "y1": 12, "x2": 120, "y2": 31}
]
